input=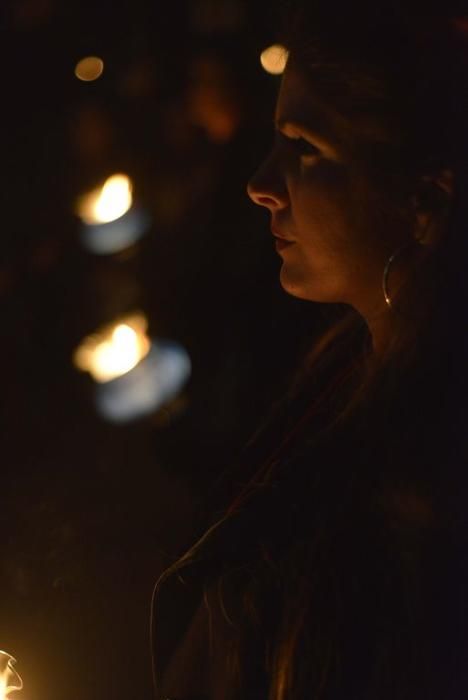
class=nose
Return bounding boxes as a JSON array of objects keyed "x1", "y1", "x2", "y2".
[{"x1": 247, "y1": 153, "x2": 288, "y2": 210}]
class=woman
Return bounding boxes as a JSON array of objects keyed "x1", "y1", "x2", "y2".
[{"x1": 152, "y1": 2, "x2": 468, "y2": 698}]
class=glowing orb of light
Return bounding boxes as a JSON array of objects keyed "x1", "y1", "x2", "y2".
[
  {"x1": 80, "y1": 207, "x2": 150, "y2": 255},
  {"x1": 75, "y1": 56, "x2": 104, "y2": 82},
  {"x1": 76, "y1": 174, "x2": 149, "y2": 254},
  {"x1": 77, "y1": 174, "x2": 133, "y2": 226},
  {"x1": 260, "y1": 44, "x2": 289, "y2": 75},
  {"x1": 73, "y1": 313, "x2": 151, "y2": 383},
  {"x1": 95, "y1": 339, "x2": 192, "y2": 424},
  {"x1": 0, "y1": 650, "x2": 22, "y2": 700}
]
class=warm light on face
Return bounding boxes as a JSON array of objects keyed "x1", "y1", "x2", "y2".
[
  {"x1": 0, "y1": 651, "x2": 22, "y2": 700},
  {"x1": 260, "y1": 44, "x2": 289, "y2": 75},
  {"x1": 73, "y1": 313, "x2": 151, "y2": 383},
  {"x1": 75, "y1": 56, "x2": 104, "y2": 82},
  {"x1": 76, "y1": 174, "x2": 133, "y2": 225}
]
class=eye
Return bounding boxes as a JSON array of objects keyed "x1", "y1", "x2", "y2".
[
  {"x1": 278, "y1": 131, "x2": 320, "y2": 159},
  {"x1": 291, "y1": 136, "x2": 320, "y2": 157}
]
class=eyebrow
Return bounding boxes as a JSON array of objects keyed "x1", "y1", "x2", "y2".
[{"x1": 275, "y1": 117, "x2": 339, "y2": 154}]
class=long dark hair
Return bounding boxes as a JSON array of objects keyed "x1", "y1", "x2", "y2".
[{"x1": 202, "y1": 3, "x2": 468, "y2": 698}]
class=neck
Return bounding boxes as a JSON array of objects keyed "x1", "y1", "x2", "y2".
[
  {"x1": 355, "y1": 284, "x2": 402, "y2": 358},
  {"x1": 368, "y1": 312, "x2": 395, "y2": 357}
]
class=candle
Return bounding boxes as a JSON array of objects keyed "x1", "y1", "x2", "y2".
[
  {"x1": 0, "y1": 651, "x2": 22, "y2": 700},
  {"x1": 73, "y1": 313, "x2": 192, "y2": 423},
  {"x1": 77, "y1": 174, "x2": 133, "y2": 225},
  {"x1": 73, "y1": 313, "x2": 151, "y2": 383},
  {"x1": 75, "y1": 174, "x2": 150, "y2": 254}
]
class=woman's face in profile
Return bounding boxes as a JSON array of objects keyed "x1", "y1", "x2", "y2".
[{"x1": 248, "y1": 62, "x2": 413, "y2": 320}]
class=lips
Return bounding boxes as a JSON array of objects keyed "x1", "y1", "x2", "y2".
[
  {"x1": 271, "y1": 224, "x2": 294, "y2": 240},
  {"x1": 271, "y1": 225, "x2": 295, "y2": 252}
]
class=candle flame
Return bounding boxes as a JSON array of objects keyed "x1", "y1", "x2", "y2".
[
  {"x1": 77, "y1": 174, "x2": 133, "y2": 225},
  {"x1": 0, "y1": 651, "x2": 22, "y2": 700},
  {"x1": 73, "y1": 313, "x2": 151, "y2": 383}
]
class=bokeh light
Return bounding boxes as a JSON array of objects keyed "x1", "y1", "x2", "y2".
[
  {"x1": 73, "y1": 313, "x2": 150, "y2": 383},
  {"x1": 260, "y1": 44, "x2": 288, "y2": 75},
  {"x1": 77, "y1": 174, "x2": 133, "y2": 225},
  {"x1": 74, "y1": 56, "x2": 104, "y2": 82},
  {"x1": 95, "y1": 340, "x2": 192, "y2": 424},
  {"x1": 79, "y1": 207, "x2": 150, "y2": 255},
  {"x1": 0, "y1": 651, "x2": 22, "y2": 700}
]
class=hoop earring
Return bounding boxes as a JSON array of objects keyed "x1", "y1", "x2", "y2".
[{"x1": 382, "y1": 242, "x2": 413, "y2": 310}]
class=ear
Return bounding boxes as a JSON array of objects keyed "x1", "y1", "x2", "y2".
[{"x1": 412, "y1": 169, "x2": 455, "y2": 247}]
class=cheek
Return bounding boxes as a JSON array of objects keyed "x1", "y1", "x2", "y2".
[
  {"x1": 281, "y1": 160, "x2": 412, "y2": 305},
  {"x1": 292, "y1": 166, "x2": 357, "y2": 256},
  {"x1": 280, "y1": 187, "x2": 357, "y2": 301},
  {"x1": 287, "y1": 171, "x2": 398, "y2": 300},
  {"x1": 297, "y1": 165, "x2": 400, "y2": 264}
]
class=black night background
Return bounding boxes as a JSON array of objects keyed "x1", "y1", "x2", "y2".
[{"x1": 1, "y1": 1, "x2": 321, "y2": 698}]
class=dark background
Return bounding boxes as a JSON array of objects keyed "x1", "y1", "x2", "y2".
[{"x1": 1, "y1": 1, "x2": 320, "y2": 698}]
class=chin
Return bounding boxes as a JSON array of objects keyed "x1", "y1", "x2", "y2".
[
  {"x1": 279, "y1": 267, "x2": 322, "y2": 302},
  {"x1": 279, "y1": 267, "x2": 343, "y2": 304}
]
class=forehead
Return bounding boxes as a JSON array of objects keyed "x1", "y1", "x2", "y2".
[
  {"x1": 276, "y1": 62, "x2": 391, "y2": 149},
  {"x1": 276, "y1": 64, "x2": 348, "y2": 146}
]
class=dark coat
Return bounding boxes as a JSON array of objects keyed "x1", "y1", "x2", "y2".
[
  {"x1": 151, "y1": 346, "x2": 468, "y2": 699},
  {"x1": 151, "y1": 439, "x2": 468, "y2": 699},
  {"x1": 151, "y1": 497, "x2": 273, "y2": 700}
]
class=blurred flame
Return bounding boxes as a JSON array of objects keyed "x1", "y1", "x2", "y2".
[
  {"x1": 260, "y1": 44, "x2": 288, "y2": 75},
  {"x1": 75, "y1": 56, "x2": 104, "y2": 82},
  {"x1": 0, "y1": 651, "x2": 22, "y2": 700},
  {"x1": 74, "y1": 313, "x2": 151, "y2": 383},
  {"x1": 77, "y1": 174, "x2": 133, "y2": 225},
  {"x1": 95, "y1": 340, "x2": 192, "y2": 423}
]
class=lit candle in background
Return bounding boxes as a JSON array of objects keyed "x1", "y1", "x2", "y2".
[
  {"x1": 73, "y1": 313, "x2": 191, "y2": 423},
  {"x1": 73, "y1": 313, "x2": 151, "y2": 383},
  {"x1": 76, "y1": 174, "x2": 150, "y2": 254},
  {"x1": 77, "y1": 174, "x2": 133, "y2": 225},
  {"x1": 94, "y1": 339, "x2": 192, "y2": 424},
  {"x1": 0, "y1": 651, "x2": 22, "y2": 700}
]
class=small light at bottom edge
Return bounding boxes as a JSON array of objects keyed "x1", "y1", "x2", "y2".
[{"x1": 0, "y1": 650, "x2": 22, "y2": 700}]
